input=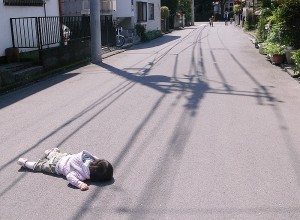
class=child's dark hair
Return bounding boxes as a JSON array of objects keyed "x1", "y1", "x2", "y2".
[{"x1": 89, "y1": 159, "x2": 113, "y2": 181}]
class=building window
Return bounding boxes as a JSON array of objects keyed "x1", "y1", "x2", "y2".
[
  {"x1": 3, "y1": 0, "x2": 43, "y2": 6},
  {"x1": 229, "y1": 3, "x2": 233, "y2": 11},
  {"x1": 137, "y1": 2, "x2": 147, "y2": 22},
  {"x1": 148, "y1": 3, "x2": 154, "y2": 20}
]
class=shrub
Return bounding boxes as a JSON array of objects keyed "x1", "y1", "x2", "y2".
[
  {"x1": 161, "y1": 6, "x2": 169, "y2": 32},
  {"x1": 256, "y1": 8, "x2": 272, "y2": 42},
  {"x1": 135, "y1": 24, "x2": 146, "y2": 42},
  {"x1": 259, "y1": 42, "x2": 268, "y2": 54},
  {"x1": 161, "y1": 6, "x2": 170, "y2": 20},
  {"x1": 265, "y1": 43, "x2": 285, "y2": 55},
  {"x1": 144, "y1": 30, "x2": 163, "y2": 41},
  {"x1": 243, "y1": 10, "x2": 256, "y2": 31},
  {"x1": 291, "y1": 48, "x2": 300, "y2": 72},
  {"x1": 280, "y1": 2, "x2": 300, "y2": 48},
  {"x1": 291, "y1": 49, "x2": 300, "y2": 65},
  {"x1": 233, "y1": 4, "x2": 241, "y2": 14},
  {"x1": 262, "y1": 1, "x2": 300, "y2": 48},
  {"x1": 135, "y1": 25, "x2": 162, "y2": 42}
]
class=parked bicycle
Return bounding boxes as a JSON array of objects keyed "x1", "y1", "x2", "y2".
[{"x1": 116, "y1": 26, "x2": 125, "y2": 47}]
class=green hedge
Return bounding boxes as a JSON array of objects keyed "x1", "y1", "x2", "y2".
[
  {"x1": 135, "y1": 24, "x2": 162, "y2": 42},
  {"x1": 144, "y1": 30, "x2": 163, "y2": 42}
]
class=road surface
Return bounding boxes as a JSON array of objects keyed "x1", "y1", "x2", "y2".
[{"x1": 1, "y1": 22, "x2": 300, "y2": 219}]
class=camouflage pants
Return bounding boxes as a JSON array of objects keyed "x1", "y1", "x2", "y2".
[{"x1": 34, "y1": 152, "x2": 69, "y2": 174}]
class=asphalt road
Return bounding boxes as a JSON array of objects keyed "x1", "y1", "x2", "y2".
[{"x1": 1, "y1": 22, "x2": 300, "y2": 219}]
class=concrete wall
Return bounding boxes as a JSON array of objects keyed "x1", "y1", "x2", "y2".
[
  {"x1": 41, "y1": 39, "x2": 90, "y2": 71},
  {"x1": 0, "y1": 1, "x2": 60, "y2": 57}
]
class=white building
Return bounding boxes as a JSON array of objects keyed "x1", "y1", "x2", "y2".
[
  {"x1": 114, "y1": 0, "x2": 161, "y2": 31},
  {"x1": 62, "y1": 0, "x2": 161, "y2": 31},
  {"x1": 213, "y1": 0, "x2": 234, "y2": 17},
  {"x1": 0, "y1": 0, "x2": 60, "y2": 60},
  {"x1": 0, "y1": 0, "x2": 161, "y2": 62}
]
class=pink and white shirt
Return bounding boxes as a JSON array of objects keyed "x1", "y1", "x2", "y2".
[{"x1": 55, "y1": 150, "x2": 97, "y2": 188}]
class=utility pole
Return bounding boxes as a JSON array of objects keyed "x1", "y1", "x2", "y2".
[
  {"x1": 191, "y1": 0, "x2": 195, "y2": 25},
  {"x1": 90, "y1": 0, "x2": 102, "y2": 63}
]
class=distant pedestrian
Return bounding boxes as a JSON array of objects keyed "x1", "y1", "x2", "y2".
[
  {"x1": 17, "y1": 148, "x2": 113, "y2": 191},
  {"x1": 209, "y1": 16, "x2": 214, "y2": 27}
]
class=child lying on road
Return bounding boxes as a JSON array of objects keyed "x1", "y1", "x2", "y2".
[{"x1": 17, "y1": 148, "x2": 113, "y2": 191}]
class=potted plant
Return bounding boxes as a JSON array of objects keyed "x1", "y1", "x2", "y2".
[
  {"x1": 265, "y1": 43, "x2": 286, "y2": 64},
  {"x1": 291, "y1": 49, "x2": 300, "y2": 73}
]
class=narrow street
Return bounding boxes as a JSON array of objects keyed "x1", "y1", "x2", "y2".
[{"x1": 1, "y1": 22, "x2": 300, "y2": 219}]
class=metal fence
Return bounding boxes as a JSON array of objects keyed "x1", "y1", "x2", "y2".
[
  {"x1": 10, "y1": 15, "x2": 115, "y2": 50},
  {"x1": 10, "y1": 16, "x2": 91, "y2": 49},
  {"x1": 101, "y1": 15, "x2": 115, "y2": 46}
]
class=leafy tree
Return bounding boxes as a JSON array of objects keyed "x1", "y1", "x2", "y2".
[
  {"x1": 258, "y1": 0, "x2": 300, "y2": 48},
  {"x1": 194, "y1": 0, "x2": 212, "y2": 21},
  {"x1": 161, "y1": 6, "x2": 170, "y2": 32},
  {"x1": 161, "y1": 0, "x2": 179, "y2": 15},
  {"x1": 194, "y1": 0, "x2": 230, "y2": 21},
  {"x1": 178, "y1": 0, "x2": 192, "y2": 23},
  {"x1": 161, "y1": 0, "x2": 179, "y2": 29}
]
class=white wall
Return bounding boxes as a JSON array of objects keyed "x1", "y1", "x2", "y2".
[
  {"x1": 133, "y1": 0, "x2": 160, "y2": 31},
  {"x1": 0, "y1": 1, "x2": 59, "y2": 57},
  {"x1": 145, "y1": 0, "x2": 160, "y2": 31},
  {"x1": 116, "y1": 0, "x2": 134, "y2": 18}
]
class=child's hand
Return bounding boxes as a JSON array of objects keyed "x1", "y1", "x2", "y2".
[{"x1": 80, "y1": 183, "x2": 89, "y2": 191}]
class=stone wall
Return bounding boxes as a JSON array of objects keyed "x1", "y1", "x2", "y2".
[{"x1": 41, "y1": 39, "x2": 91, "y2": 71}]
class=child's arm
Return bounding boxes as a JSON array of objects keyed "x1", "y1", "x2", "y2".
[{"x1": 66, "y1": 171, "x2": 89, "y2": 191}]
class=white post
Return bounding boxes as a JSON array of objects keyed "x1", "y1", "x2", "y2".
[
  {"x1": 90, "y1": 0, "x2": 102, "y2": 63},
  {"x1": 191, "y1": 0, "x2": 195, "y2": 25}
]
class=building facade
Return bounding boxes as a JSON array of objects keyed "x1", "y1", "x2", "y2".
[
  {"x1": 61, "y1": 0, "x2": 161, "y2": 31},
  {"x1": 0, "y1": 0, "x2": 60, "y2": 58}
]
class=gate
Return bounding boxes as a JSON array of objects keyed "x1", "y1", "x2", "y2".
[
  {"x1": 101, "y1": 15, "x2": 115, "y2": 46},
  {"x1": 10, "y1": 16, "x2": 90, "y2": 50}
]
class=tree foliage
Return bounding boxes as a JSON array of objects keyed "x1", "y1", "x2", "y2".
[
  {"x1": 161, "y1": 6, "x2": 170, "y2": 19},
  {"x1": 161, "y1": 0, "x2": 179, "y2": 15},
  {"x1": 178, "y1": 0, "x2": 192, "y2": 21},
  {"x1": 257, "y1": 0, "x2": 300, "y2": 48},
  {"x1": 194, "y1": 0, "x2": 212, "y2": 21}
]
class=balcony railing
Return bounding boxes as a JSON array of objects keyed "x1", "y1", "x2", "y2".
[{"x1": 3, "y1": 0, "x2": 43, "y2": 6}]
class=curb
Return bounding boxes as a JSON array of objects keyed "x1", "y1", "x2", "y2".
[{"x1": 283, "y1": 64, "x2": 300, "y2": 78}]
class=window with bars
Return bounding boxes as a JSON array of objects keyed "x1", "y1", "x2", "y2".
[
  {"x1": 3, "y1": 0, "x2": 44, "y2": 6},
  {"x1": 148, "y1": 3, "x2": 154, "y2": 20},
  {"x1": 137, "y1": 2, "x2": 147, "y2": 22}
]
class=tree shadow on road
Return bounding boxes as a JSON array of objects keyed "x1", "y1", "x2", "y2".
[
  {"x1": 132, "y1": 35, "x2": 180, "y2": 50},
  {"x1": 67, "y1": 28, "x2": 211, "y2": 220}
]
